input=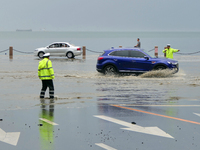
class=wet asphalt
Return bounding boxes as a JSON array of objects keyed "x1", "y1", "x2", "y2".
[{"x1": 0, "y1": 55, "x2": 200, "y2": 150}]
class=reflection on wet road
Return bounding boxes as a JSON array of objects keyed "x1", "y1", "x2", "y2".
[{"x1": 39, "y1": 99, "x2": 55, "y2": 150}]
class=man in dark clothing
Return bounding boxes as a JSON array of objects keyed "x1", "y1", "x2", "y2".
[{"x1": 134, "y1": 38, "x2": 141, "y2": 48}]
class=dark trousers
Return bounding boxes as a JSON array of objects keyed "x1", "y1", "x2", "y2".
[{"x1": 40, "y1": 80, "x2": 54, "y2": 99}]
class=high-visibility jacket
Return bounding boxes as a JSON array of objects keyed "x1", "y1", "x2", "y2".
[
  {"x1": 162, "y1": 48, "x2": 179, "y2": 59},
  {"x1": 38, "y1": 58, "x2": 54, "y2": 80}
]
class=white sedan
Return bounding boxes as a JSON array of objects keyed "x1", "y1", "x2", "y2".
[{"x1": 34, "y1": 42, "x2": 82, "y2": 58}]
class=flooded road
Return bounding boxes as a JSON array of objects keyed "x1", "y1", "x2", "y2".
[{"x1": 0, "y1": 54, "x2": 200, "y2": 149}]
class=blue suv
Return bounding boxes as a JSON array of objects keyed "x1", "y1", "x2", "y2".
[{"x1": 96, "y1": 48, "x2": 179, "y2": 75}]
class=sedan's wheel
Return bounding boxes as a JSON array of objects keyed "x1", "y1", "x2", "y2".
[
  {"x1": 66, "y1": 52, "x2": 74, "y2": 58},
  {"x1": 104, "y1": 65, "x2": 117, "y2": 75},
  {"x1": 38, "y1": 52, "x2": 44, "y2": 58}
]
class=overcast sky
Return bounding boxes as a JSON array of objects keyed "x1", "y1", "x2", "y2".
[{"x1": 1, "y1": 0, "x2": 200, "y2": 31}]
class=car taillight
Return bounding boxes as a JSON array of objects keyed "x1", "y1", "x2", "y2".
[
  {"x1": 98, "y1": 57, "x2": 104, "y2": 61},
  {"x1": 77, "y1": 48, "x2": 81, "y2": 51}
]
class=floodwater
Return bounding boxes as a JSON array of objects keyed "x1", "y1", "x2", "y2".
[
  {"x1": 0, "y1": 54, "x2": 198, "y2": 108},
  {"x1": 1, "y1": 54, "x2": 200, "y2": 150}
]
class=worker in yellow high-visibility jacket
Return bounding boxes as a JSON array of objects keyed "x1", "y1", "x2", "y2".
[
  {"x1": 163, "y1": 44, "x2": 180, "y2": 59},
  {"x1": 38, "y1": 53, "x2": 55, "y2": 99}
]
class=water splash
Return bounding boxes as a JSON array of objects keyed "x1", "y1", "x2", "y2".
[{"x1": 139, "y1": 69, "x2": 175, "y2": 78}]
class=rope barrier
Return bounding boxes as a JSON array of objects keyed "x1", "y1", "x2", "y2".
[
  {"x1": 175, "y1": 51, "x2": 200, "y2": 55},
  {"x1": 0, "y1": 49, "x2": 9, "y2": 53},
  {"x1": 146, "y1": 48, "x2": 200, "y2": 55},
  {"x1": 86, "y1": 48, "x2": 156, "y2": 53},
  {"x1": 148, "y1": 48, "x2": 155, "y2": 52},
  {"x1": 86, "y1": 48, "x2": 102, "y2": 53},
  {"x1": 13, "y1": 49, "x2": 33, "y2": 54},
  {"x1": 80, "y1": 47, "x2": 200, "y2": 55},
  {"x1": 0, "y1": 47, "x2": 200, "y2": 56}
]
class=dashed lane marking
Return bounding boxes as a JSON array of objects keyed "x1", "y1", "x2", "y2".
[
  {"x1": 39, "y1": 118, "x2": 59, "y2": 125},
  {"x1": 95, "y1": 143, "x2": 117, "y2": 150},
  {"x1": 111, "y1": 105, "x2": 200, "y2": 125}
]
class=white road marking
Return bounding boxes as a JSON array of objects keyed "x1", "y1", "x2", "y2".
[
  {"x1": 39, "y1": 118, "x2": 59, "y2": 125},
  {"x1": 0, "y1": 128, "x2": 20, "y2": 146},
  {"x1": 194, "y1": 113, "x2": 200, "y2": 117},
  {"x1": 95, "y1": 143, "x2": 117, "y2": 150},
  {"x1": 94, "y1": 115, "x2": 174, "y2": 139}
]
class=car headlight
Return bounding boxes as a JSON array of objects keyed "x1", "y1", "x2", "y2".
[{"x1": 167, "y1": 61, "x2": 177, "y2": 65}]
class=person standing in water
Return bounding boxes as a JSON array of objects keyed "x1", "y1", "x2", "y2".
[
  {"x1": 38, "y1": 53, "x2": 55, "y2": 99},
  {"x1": 163, "y1": 44, "x2": 180, "y2": 59}
]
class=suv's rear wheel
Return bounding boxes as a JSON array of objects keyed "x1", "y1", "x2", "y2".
[{"x1": 103, "y1": 65, "x2": 117, "y2": 75}]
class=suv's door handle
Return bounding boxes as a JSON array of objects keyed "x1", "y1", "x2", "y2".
[{"x1": 114, "y1": 59, "x2": 118, "y2": 61}]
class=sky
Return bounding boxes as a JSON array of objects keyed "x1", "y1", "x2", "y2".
[{"x1": 1, "y1": 0, "x2": 200, "y2": 31}]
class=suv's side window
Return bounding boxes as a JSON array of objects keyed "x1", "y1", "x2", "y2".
[
  {"x1": 109, "y1": 50, "x2": 129, "y2": 57},
  {"x1": 129, "y1": 50, "x2": 146, "y2": 58}
]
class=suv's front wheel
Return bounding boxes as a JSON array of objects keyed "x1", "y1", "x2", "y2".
[
  {"x1": 103, "y1": 65, "x2": 117, "y2": 75},
  {"x1": 154, "y1": 65, "x2": 167, "y2": 70}
]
